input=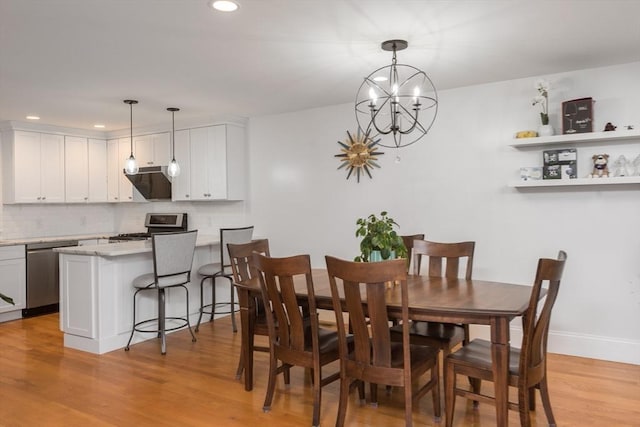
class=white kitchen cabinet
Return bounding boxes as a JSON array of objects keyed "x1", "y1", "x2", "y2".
[
  {"x1": 0, "y1": 245, "x2": 26, "y2": 321},
  {"x1": 60, "y1": 254, "x2": 96, "y2": 338},
  {"x1": 66, "y1": 136, "x2": 108, "y2": 203},
  {"x1": 106, "y1": 138, "x2": 134, "y2": 202},
  {"x1": 87, "y1": 139, "x2": 108, "y2": 202},
  {"x1": 134, "y1": 132, "x2": 170, "y2": 167},
  {"x1": 189, "y1": 124, "x2": 246, "y2": 201},
  {"x1": 171, "y1": 129, "x2": 191, "y2": 201},
  {"x1": 64, "y1": 136, "x2": 89, "y2": 202},
  {"x1": 2, "y1": 130, "x2": 65, "y2": 203}
]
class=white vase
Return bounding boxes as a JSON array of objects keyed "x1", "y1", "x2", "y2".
[{"x1": 538, "y1": 124, "x2": 554, "y2": 137}]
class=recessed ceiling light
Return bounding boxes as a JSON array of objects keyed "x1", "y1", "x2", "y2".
[
  {"x1": 209, "y1": 0, "x2": 239, "y2": 12},
  {"x1": 93, "y1": 124, "x2": 105, "y2": 129},
  {"x1": 26, "y1": 115, "x2": 40, "y2": 120}
]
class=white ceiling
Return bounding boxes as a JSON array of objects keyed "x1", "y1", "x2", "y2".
[{"x1": 1, "y1": 0, "x2": 639, "y2": 132}]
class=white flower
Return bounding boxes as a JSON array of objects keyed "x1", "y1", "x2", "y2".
[
  {"x1": 532, "y1": 95, "x2": 546, "y2": 105},
  {"x1": 535, "y1": 79, "x2": 550, "y2": 93}
]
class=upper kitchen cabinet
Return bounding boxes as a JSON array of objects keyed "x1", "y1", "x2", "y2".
[
  {"x1": 106, "y1": 138, "x2": 134, "y2": 202},
  {"x1": 64, "y1": 136, "x2": 89, "y2": 202},
  {"x1": 134, "y1": 132, "x2": 171, "y2": 167},
  {"x1": 2, "y1": 130, "x2": 65, "y2": 204},
  {"x1": 87, "y1": 139, "x2": 108, "y2": 202},
  {"x1": 65, "y1": 136, "x2": 108, "y2": 203},
  {"x1": 188, "y1": 124, "x2": 246, "y2": 201},
  {"x1": 171, "y1": 129, "x2": 191, "y2": 201}
]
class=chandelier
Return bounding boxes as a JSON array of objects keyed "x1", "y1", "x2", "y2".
[{"x1": 355, "y1": 40, "x2": 438, "y2": 149}]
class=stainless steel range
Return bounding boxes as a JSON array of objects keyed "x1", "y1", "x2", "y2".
[{"x1": 109, "y1": 213, "x2": 188, "y2": 242}]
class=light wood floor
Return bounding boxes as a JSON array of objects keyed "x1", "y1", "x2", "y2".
[{"x1": 1, "y1": 313, "x2": 639, "y2": 427}]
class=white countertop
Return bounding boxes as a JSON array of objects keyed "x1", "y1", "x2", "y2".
[
  {"x1": 54, "y1": 235, "x2": 220, "y2": 257},
  {"x1": 0, "y1": 233, "x2": 113, "y2": 247}
]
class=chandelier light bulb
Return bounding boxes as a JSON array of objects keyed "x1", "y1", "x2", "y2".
[
  {"x1": 369, "y1": 88, "x2": 377, "y2": 105},
  {"x1": 413, "y1": 86, "x2": 420, "y2": 103}
]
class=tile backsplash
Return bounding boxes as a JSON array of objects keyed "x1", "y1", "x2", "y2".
[{"x1": 1, "y1": 200, "x2": 249, "y2": 239}]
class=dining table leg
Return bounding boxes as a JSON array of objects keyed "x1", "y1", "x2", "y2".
[{"x1": 491, "y1": 316, "x2": 510, "y2": 427}]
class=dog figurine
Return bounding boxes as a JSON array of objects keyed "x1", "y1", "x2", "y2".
[{"x1": 590, "y1": 154, "x2": 609, "y2": 178}]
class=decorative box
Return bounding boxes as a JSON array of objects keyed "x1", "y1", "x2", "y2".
[
  {"x1": 520, "y1": 167, "x2": 543, "y2": 181},
  {"x1": 562, "y1": 97, "x2": 594, "y2": 134},
  {"x1": 543, "y1": 148, "x2": 577, "y2": 180}
]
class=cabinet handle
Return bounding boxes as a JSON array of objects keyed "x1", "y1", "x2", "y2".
[
  {"x1": 84, "y1": 197, "x2": 88, "y2": 201},
  {"x1": 147, "y1": 162, "x2": 153, "y2": 165},
  {"x1": 114, "y1": 197, "x2": 119, "y2": 200},
  {"x1": 128, "y1": 196, "x2": 132, "y2": 200},
  {"x1": 37, "y1": 197, "x2": 41, "y2": 200},
  {"x1": 185, "y1": 194, "x2": 189, "y2": 198},
  {"x1": 42, "y1": 196, "x2": 46, "y2": 200}
]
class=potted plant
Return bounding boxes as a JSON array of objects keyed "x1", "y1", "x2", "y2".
[{"x1": 354, "y1": 211, "x2": 408, "y2": 262}]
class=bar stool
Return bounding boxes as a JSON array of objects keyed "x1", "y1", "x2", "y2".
[
  {"x1": 125, "y1": 230, "x2": 198, "y2": 355},
  {"x1": 195, "y1": 226, "x2": 254, "y2": 332}
]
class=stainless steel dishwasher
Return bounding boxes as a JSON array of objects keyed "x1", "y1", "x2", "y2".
[{"x1": 23, "y1": 240, "x2": 78, "y2": 317}]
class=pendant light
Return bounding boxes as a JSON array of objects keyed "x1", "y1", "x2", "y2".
[
  {"x1": 167, "y1": 107, "x2": 180, "y2": 177},
  {"x1": 355, "y1": 40, "x2": 438, "y2": 149},
  {"x1": 123, "y1": 99, "x2": 139, "y2": 175}
]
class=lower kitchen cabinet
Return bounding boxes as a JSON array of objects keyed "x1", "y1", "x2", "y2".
[
  {"x1": 59, "y1": 254, "x2": 96, "y2": 338},
  {"x1": 0, "y1": 245, "x2": 26, "y2": 322}
]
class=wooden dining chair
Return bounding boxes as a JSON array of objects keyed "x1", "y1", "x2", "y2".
[
  {"x1": 444, "y1": 250, "x2": 567, "y2": 427},
  {"x1": 391, "y1": 240, "x2": 475, "y2": 357},
  {"x1": 226, "y1": 239, "x2": 271, "y2": 381},
  {"x1": 401, "y1": 233, "x2": 425, "y2": 273},
  {"x1": 325, "y1": 256, "x2": 441, "y2": 427},
  {"x1": 252, "y1": 253, "x2": 341, "y2": 427}
]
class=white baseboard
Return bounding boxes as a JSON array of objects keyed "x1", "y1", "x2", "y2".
[{"x1": 470, "y1": 325, "x2": 640, "y2": 365}]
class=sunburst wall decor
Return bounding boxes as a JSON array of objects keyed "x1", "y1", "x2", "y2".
[{"x1": 335, "y1": 130, "x2": 384, "y2": 182}]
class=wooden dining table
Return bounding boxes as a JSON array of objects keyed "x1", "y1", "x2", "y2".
[{"x1": 234, "y1": 269, "x2": 535, "y2": 427}]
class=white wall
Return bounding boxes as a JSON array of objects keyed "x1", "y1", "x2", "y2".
[{"x1": 248, "y1": 61, "x2": 640, "y2": 365}]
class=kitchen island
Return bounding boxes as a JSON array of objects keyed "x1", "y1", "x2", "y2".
[{"x1": 55, "y1": 235, "x2": 222, "y2": 354}]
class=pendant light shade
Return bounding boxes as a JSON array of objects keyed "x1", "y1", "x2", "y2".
[
  {"x1": 123, "y1": 99, "x2": 139, "y2": 175},
  {"x1": 167, "y1": 107, "x2": 180, "y2": 178}
]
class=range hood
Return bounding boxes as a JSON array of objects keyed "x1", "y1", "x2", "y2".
[{"x1": 124, "y1": 166, "x2": 172, "y2": 200}]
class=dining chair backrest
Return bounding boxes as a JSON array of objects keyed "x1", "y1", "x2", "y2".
[
  {"x1": 401, "y1": 234, "x2": 425, "y2": 273},
  {"x1": 325, "y1": 256, "x2": 409, "y2": 371},
  {"x1": 412, "y1": 240, "x2": 475, "y2": 279},
  {"x1": 220, "y1": 226, "x2": 254, "y2": 272},
  {"x1": 251, "y1": 253, "x2": 319, "y2": 355},
  {"x1": 151, "y1": 230, "x2": 198, "y2": 287},
  {"x1": 227, "y1": 239, "x2": 271, "y2": 285},
  {"x1": 520, "y1": 250, "x2": 566, "y2": 377}
]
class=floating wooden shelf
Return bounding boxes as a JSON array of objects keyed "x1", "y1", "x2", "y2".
[
  {"x1": 509, "y1": 129, "x2": 640, "y2": 148},
  {"x1": 509, "y1": 176, "x2": 640, "y2": 188}
]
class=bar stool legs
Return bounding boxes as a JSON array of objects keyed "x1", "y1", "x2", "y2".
[
  {"x1": 125, "y1": 284, "x2": 197, "y2": 355},
  {"x1": 195, "y1": 273, "x2": 237, "y2": 333}
]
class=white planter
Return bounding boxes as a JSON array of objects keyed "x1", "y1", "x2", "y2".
[{"x1": 538, "y1": 124, "x2": 554, "y2": 136}]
